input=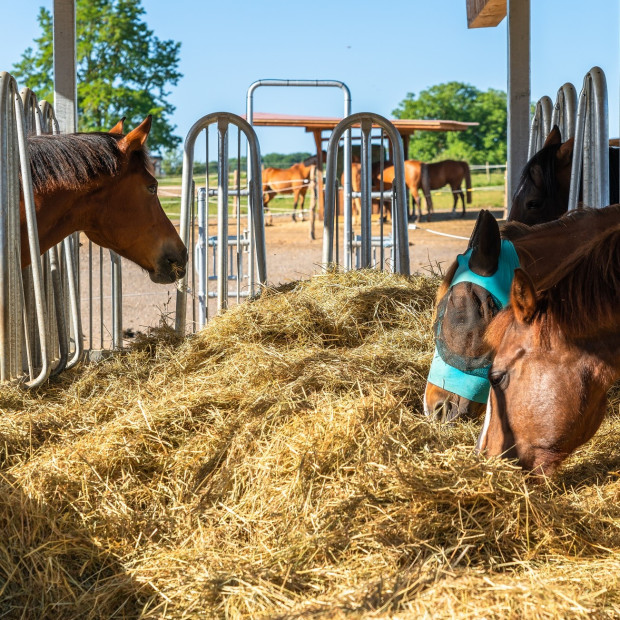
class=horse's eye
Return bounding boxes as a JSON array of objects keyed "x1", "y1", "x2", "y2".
[
  {"x1": 489, "y1": 370, "x2": 507, "y2": 388},
  {"x1": 148, "y1": 183, "x2": 158, "y2": 195},
  {"x1": 526, "y1": 200, "x2": 539, "y2": 210}
]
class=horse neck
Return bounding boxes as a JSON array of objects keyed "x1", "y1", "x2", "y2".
[
  {"x1": 511, "y1": 207, "x2": 620, "y2": 284},
  {"x1": 21, "y1": 186, "x2": 93, "y2": 268}
]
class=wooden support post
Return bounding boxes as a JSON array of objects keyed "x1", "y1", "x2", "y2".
[{"x1": 309, "y1": 130, "x2": 324, "y2": 240}]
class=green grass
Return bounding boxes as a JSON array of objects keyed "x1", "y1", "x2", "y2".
[{"x1": 158, "y1": 169, "x2": 507, "y2": 220}]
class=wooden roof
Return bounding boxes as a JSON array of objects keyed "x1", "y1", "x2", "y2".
[
  {"x1": 247, "y1": 112, "x2": 478, "y2": 135},
  {"x1": 467, "y1": 0, "x2": 506, "y2": 28}
]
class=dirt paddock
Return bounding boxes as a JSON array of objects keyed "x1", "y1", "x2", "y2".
[{"x1": 84, "y1": 207, "x2": 503, "y2": 341}]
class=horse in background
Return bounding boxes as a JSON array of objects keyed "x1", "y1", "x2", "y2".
[
  {"x1": 262, "y1": 161, "x2": 315, "y2": 222},
  {"x1": 21, "y1": 116, "x2": 187, "y2": 284},
  {"x1": 421, "y1": 160, "x2": 472, "y2": 219},
  {"x1": 510, "y1": 125, "x2": 620, "y2": 225},
  {"x1": 376, "y1": 160, "x2": 423, "y2": 221},
  {"x1": 477, "y1": 205, "x2": 620, "y2": 476}
]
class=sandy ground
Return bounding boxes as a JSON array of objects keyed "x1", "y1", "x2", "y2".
[{"x1": 79, "y1": 206, "x2": 504, "y2": 346}]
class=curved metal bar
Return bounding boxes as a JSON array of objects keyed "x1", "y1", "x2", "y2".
[
  {"x1": 551, "y1": 82, "x2": 577, "y2": 141},
  {"x1": 175, "y1": 112, "x2": 267, "y2": 333},
  {"x1": 568, "y1": 67, "x2": 609, "y2": 211},
  {"x1": 527, "y1": 96, "x2": 553, "y2": 159},
  {"x1": 246, "y1": 79, "x2": 353, "y2": 261},
  {"x1": 322, "y1": 112, "x2": 410, "y2": 275}
]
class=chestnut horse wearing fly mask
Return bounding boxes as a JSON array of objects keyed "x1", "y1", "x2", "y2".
[
  {"x1": 20, "y1": 116, "x2": 187, "y2": 284},
  {"x1": 424, "y1": 206, "x2": 618, "y2": 422},
  {"x1": 477, "y1": 205, "x2": 620, "y2": 476}
]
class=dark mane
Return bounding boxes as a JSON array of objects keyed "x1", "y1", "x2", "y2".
[
  {"x1": 27, "y1": 132, "x2": 150, "y2": 194},
  {"x1": 537, "y1": 224, "x2": 620, "y2": 339},
  {"x1": 510, "y1": 142, "x2": 561, "y2": 215}
]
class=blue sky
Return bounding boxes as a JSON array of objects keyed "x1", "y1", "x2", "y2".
[{"x1": 1, "y1": 0, "x2": 618, "y2": 156}]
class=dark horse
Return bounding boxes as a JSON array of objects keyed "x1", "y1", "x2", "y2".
[
  {"x1": 20, "y1": 116, "x2": 187, "y2": 283},
  {"x1": 421, "y1": 160, "x2": 472, "y2": 220},
  {"x1": 424, "y1": 206, "x2": 617, "y2": 422},
  {"x1": 510, "y1": 125, "x2": 620, "y2": 225},
  {"x1": 478, "y1": 205, "x2": 620, "y2": 475}
]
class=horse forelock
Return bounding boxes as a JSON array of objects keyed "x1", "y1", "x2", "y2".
[
  {"x1": 513, "y1": 143, "x2": 561, "y2": 207},
  {"x1": 27, "y1": 132, "x2": 150, "y2": 194}
]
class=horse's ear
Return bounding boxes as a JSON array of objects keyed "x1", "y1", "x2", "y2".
[
  {"x1": 543, "y1": 125, "x2": 562, "y2": 148},
  {"x1": 468, "y1": 209, "x2": 501, "y2": 276},
  {"x1": 109, "y1": 117, "x2": 126, "y2": 135},
  {"x1": 511, "y1": 268, "x2": 538, "y2": 324},
  {"x1": 557, "y1": 137, "x2": 574, "y2": 166},
  {"x1": 118, "y1": 115, "x2": 152, "y2": 153}
]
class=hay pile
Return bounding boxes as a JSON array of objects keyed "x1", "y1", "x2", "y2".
[{"x1": 1, "y1": 269, "x2": 620, "y2": 618}]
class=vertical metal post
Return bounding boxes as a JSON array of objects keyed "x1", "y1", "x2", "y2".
[
  {"x1": 110, "y1": 250, "x2": 122, "y2": 349},
  {"x1": 506, "y1": 0, "x2": 530, "y2": 213},
  {"x1": 196, "y1": 187, "x2": 207, "y2": 329},
  {"x1": 359, "y1": 118, "x2": 373, "y2": 268},
  {"x1": 216, "y1": 118, "x2": 229, "y2": 313},
  {"x1": 53, "y1": 0, "x2": 77, "y2": 134}
]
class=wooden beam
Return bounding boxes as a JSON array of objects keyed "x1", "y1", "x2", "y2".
[{"x1": 467, "y1": 0, "x2": 506, "y2": 28}]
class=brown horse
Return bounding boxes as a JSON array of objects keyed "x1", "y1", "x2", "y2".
[
  {"x1": 379, "y1": 160, "x2": 423, "y2": 222},
  {"x1": 421, "y1": 160, "x2": 472, "y2": 219},
  {"x1": 20, "y1": 116, "x2": 187, "y2": 284},
  {"x1": 477, "y1": 206, "x2": 620, "y2": 475},
  {"x1": 262, "y1": 161, "x2": 314, "y2": 222},
  {"x1": 510, "y1": 125, "x2": 620, "y2": 225},
  {"x1": 424, "y1": 206, "x2": 618, "y2": 422}
]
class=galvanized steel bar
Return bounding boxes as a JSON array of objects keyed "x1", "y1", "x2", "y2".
[
  {"x1": 551, "y1": 83, "x2": 577, "y2": 141},
  {"x1": 216, "y1": 118, "x2": 230, "y2": 313},
  {"x1": 359, "y1": 118, "x2": 373, "y2": 268},
  {"x1": 568, "y1": 67, "x2": 609, "y2": 211},
  {"x1": 527, "y1": 96, "x2": 552, "y2": 159}
]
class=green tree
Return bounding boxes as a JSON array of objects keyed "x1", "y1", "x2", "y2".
[
  {"x1": 13, "y1": 0, "x2": 182, "y2": 152},
  {"x1": 392, "y1": 82, "x2": 507, "y2": 165}
]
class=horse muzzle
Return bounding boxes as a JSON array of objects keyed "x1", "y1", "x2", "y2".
[{"x1": 151, "y1": 244, "x2": 188, "y2": 284}]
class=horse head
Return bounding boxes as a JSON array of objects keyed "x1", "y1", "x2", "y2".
[
  {"x1": 476, "y1": 265, "x2": 619, "y2": 476},
  {"x1": 84, "y1": 116, "x2": 188, "y2": 284},
  {"x1": 424, "y1": 209, "x2": 520, "y2": 422},
  {"x1": 510, "y1": 126, "x2": 574, "y2": 225}
]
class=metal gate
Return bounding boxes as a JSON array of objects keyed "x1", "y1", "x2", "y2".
[
  {"x1": 527, "y1": 66, "x2": 609, "y2": 211},
  {"x1": 322, "y1": 112, "x2": 410, "y2": 275},
  {"x1": 175, "y1": 112, "x2": 267, "y2": 333},
  {"x1": 0, "y1": 72, "x2": 49, "y2": 387},
  {"x1": 20, "y1": 87, "x2": 83, "y2": 375}
]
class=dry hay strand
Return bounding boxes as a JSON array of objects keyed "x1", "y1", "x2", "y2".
[{"x1": 0, "y1": 269, "x2": 619, "y2": 618}]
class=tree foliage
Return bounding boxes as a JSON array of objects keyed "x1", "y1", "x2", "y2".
[
  {"x1": 13, "y1": 0, "x2": 182, "y2": 152},
  {"x1": 393, "y1": 82, "x2": 507, "y2": 165}
]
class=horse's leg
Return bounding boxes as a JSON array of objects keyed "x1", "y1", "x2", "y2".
[
  {"x1": 460, "y1": 187, "x2": 466, "y2": 217},
  {"x1": 451, "y1": 186, "x2": 458, "y2": 214},
  {"x1": 263, "y1": 188, "x2": 274, "y2": 226},
  {"x1": 299, "y1": 187, "x2": 307, "y2": 222}
]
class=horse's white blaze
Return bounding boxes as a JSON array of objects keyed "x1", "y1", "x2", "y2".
[{"x1": 476, "y1": 394, "x2": 493, "y2": 452}]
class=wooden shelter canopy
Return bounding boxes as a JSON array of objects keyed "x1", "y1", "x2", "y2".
[{"x1": 247, "y1": 112, "x2": 478, "y2": 136}]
